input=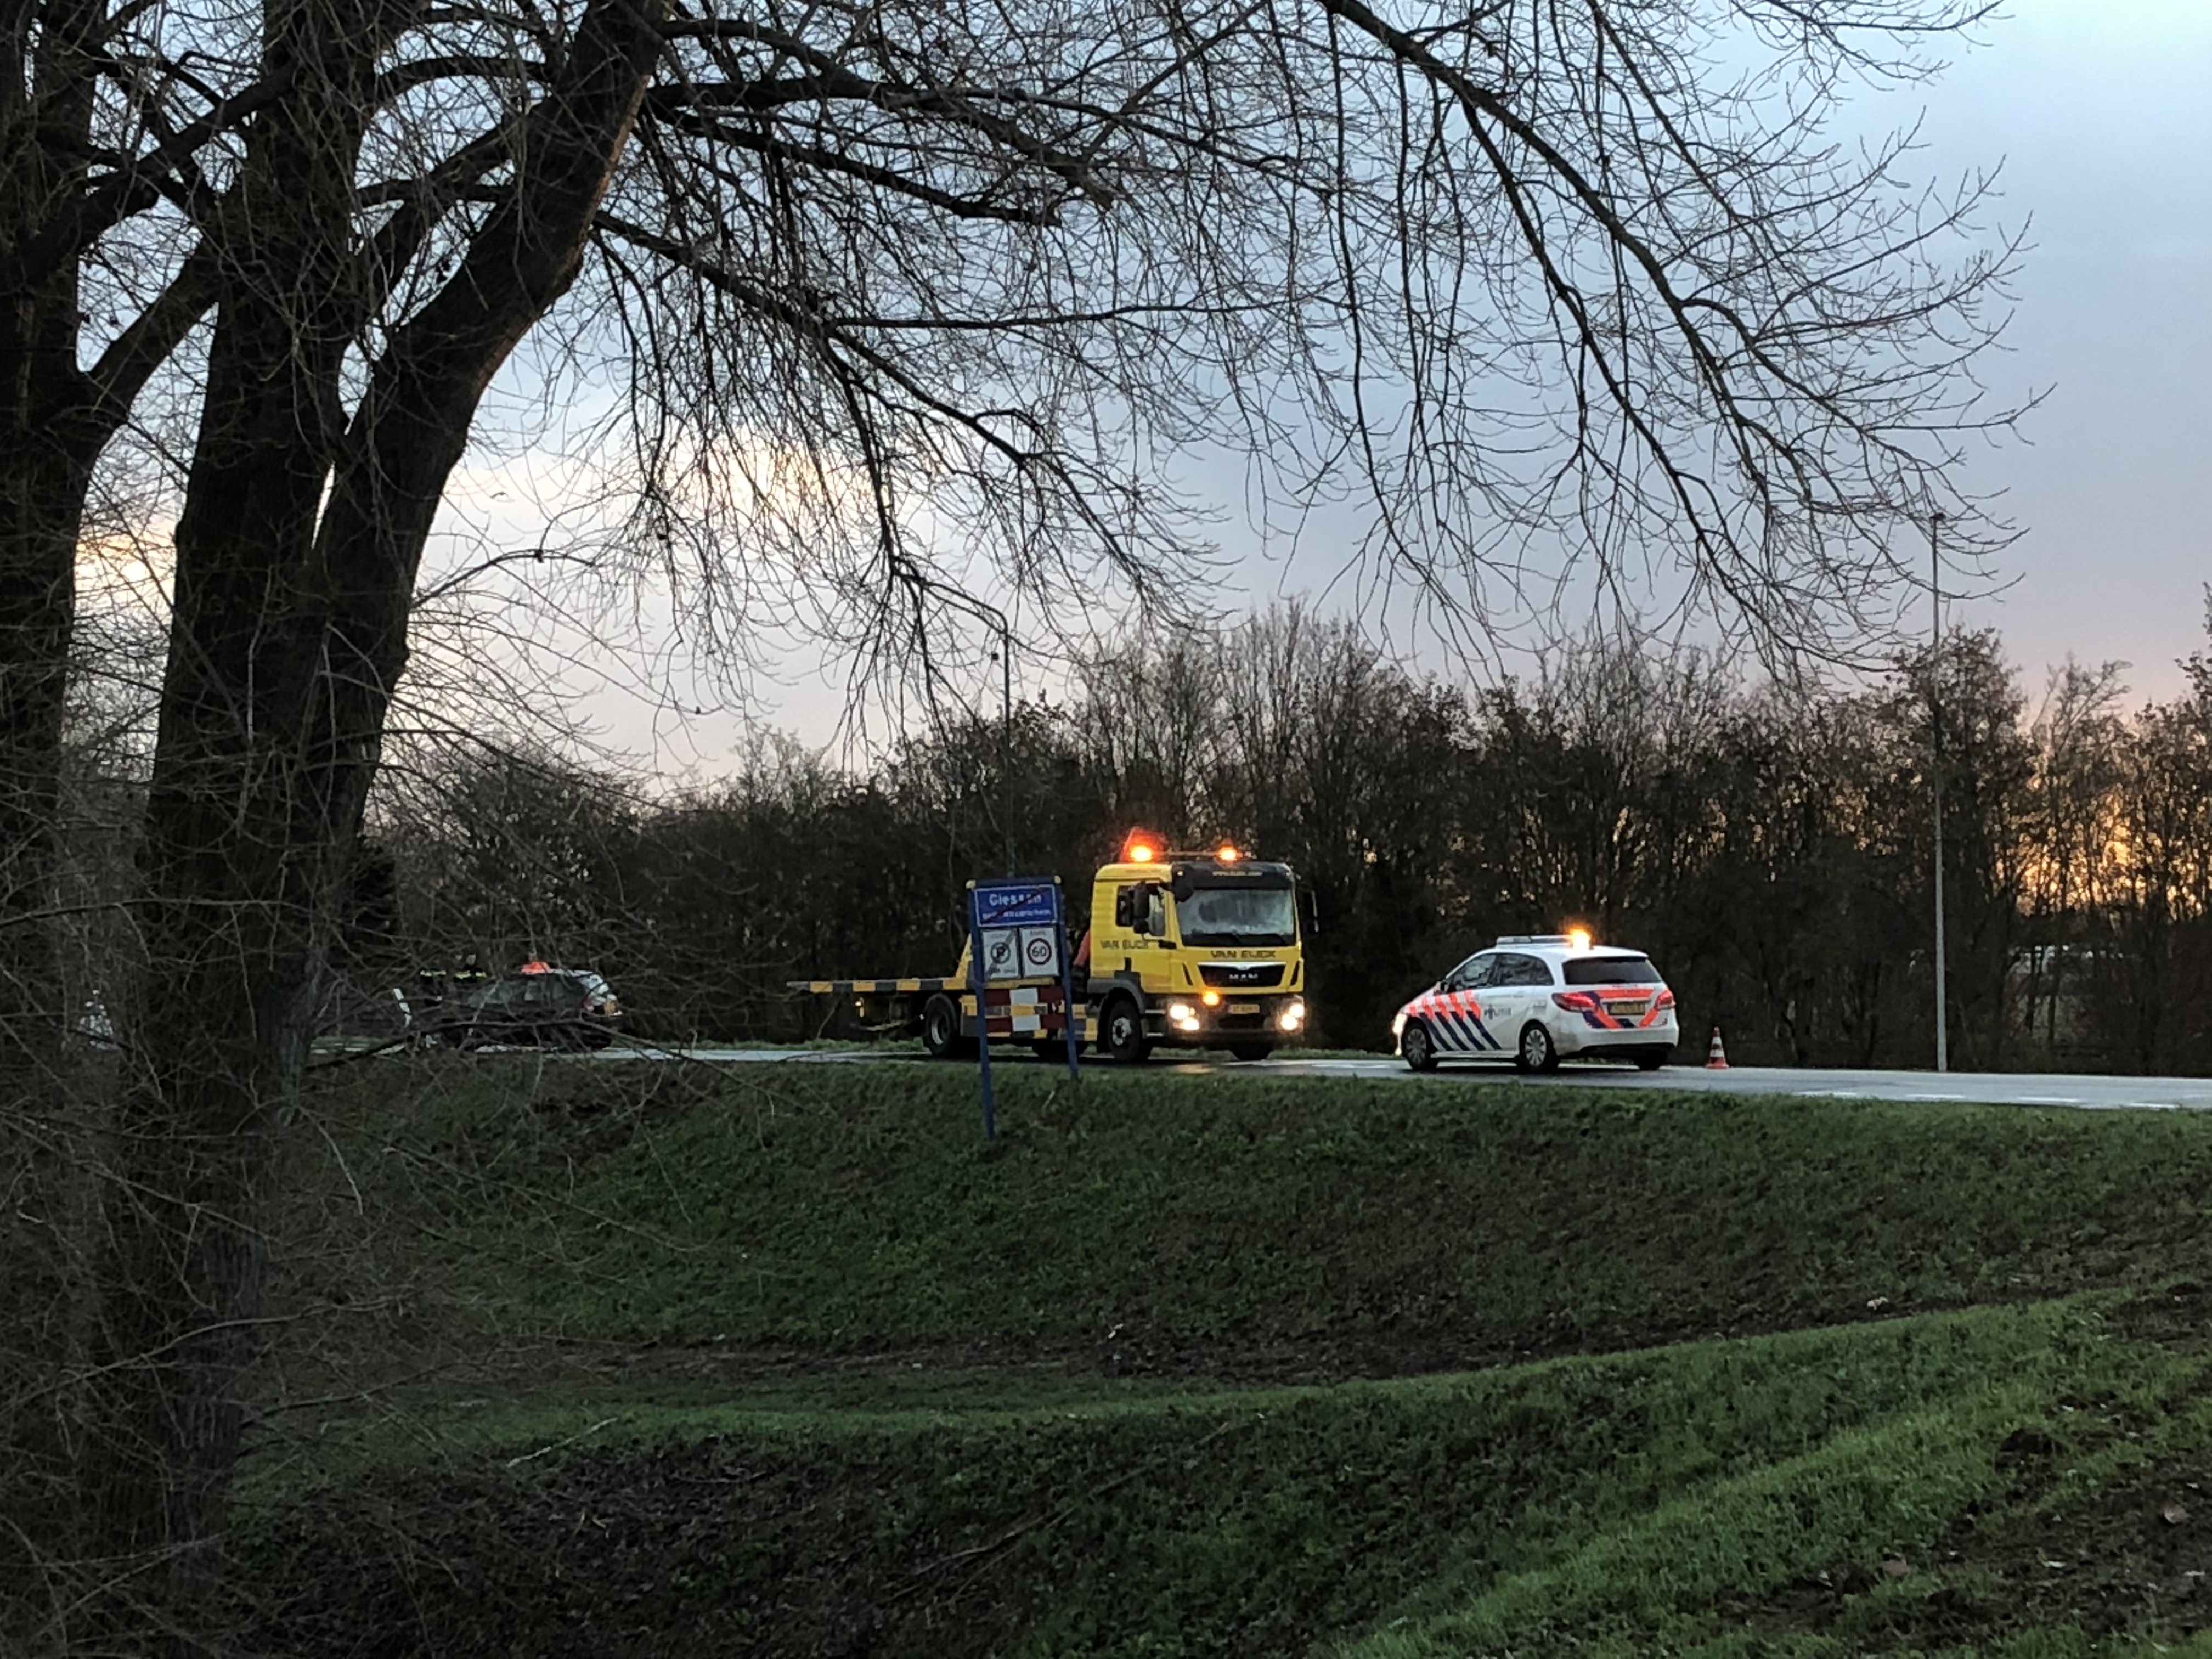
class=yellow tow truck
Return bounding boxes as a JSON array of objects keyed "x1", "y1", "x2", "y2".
[{"x1": 788, "y1": 832, "x2": 1310, "y2": 1063}]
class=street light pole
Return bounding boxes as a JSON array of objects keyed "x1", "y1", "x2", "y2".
[
  {"x1": 959, "y1": 594, "x2": 1015, "y2": 876},
  {"x1": 916, "y1": 578, "x2": 1018, "y2": 876},
  {"x1": 990, "y1": 617, "x2": 1012, "y2": 876},
  {"x1": 1930, "y1": 511, "x2": 1948, "y2": 1073}
]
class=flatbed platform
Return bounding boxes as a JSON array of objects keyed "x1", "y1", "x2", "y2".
[{"x1": 790, "y1": 977, "x2": 955, "y2": 996}]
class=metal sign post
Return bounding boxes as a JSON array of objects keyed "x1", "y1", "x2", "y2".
[
  {"x1": 1059, "y1": 909, "x2": 1081, "y2": 1079},
  {"x1": 967, "y1": 878, "x2": 1078, "y2": 1138},
  {"x1": 966, "y1": 898, "x2": 998, "y2": 1142}
]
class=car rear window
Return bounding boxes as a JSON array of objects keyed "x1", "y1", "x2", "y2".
[{"x1": 1562, "y1": 955, "x2": 1663, "y2": 986}]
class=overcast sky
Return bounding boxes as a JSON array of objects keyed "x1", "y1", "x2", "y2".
[
  {"x1": 1926, "y1": 0, "x2": 2211, "y2": 701},
  {"x1": 511, "y1": 0, "x2": 2211, "y2": 766},
  {"x1": 1240, "y1": 0, "x2": 2212, "y2": 702}
]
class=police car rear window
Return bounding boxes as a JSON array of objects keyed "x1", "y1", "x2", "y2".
[{"x1": 1562, "y1": 955, "x2": 1663, "y2": 986}]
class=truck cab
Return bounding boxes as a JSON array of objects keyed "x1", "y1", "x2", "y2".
[{"x1": 1080, "y1": 843, "x2": 1307, "y2": 1062}]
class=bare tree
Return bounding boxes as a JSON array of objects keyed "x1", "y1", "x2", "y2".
[
  {"x1": 2017, "y1": 660, "x2": 2130, "y2": 1052},
  {"x1": 1, "y1": 0, "x2": 2031, "y2": 1646}
]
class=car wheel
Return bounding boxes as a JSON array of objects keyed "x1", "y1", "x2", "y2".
[
  {"x1": 1228, "y1": 1043, "x2": 1274, "y2": 1063},
  {"x1": 1401, "y1": 1020, "x2": 1439, "y2": 1073},
  {"x1": 1516, "y1": 1022, "x2": 1560, "y2": 1074},
  {"x1": 1102, "y1": 996, "x2": 1151, "y2": 1065},
  {"x1": 922, "y1": 994, "x2": 971, "y2": 1060}
]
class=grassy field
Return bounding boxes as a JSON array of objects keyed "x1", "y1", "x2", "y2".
[{"x1": 227, "y1": 1059, "x2": 2212, "y2": 1656}]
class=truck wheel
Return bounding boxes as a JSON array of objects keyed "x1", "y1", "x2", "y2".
[
  {"x1": 922, "y1": 994, "x2": 972, "y2": 1060},
  {"x1": 1102, "y1": 996, "x2": 1151, "y2": 1065},
  {"x1": 1229, "y1": 1043, "x2": 1274, "y2": 1062}
]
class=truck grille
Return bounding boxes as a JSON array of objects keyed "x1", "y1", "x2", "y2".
[{"x1": 1199, "y1": 963, "x2": 1285, "y2": 990}]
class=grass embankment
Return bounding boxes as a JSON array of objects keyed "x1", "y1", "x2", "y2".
[
  {"x1": 347, "y1": 1060, "x2": 2212, "y2": 1358},
  {"x1": 233, "y1": 1061, "x2": 2212, "y2": 1656}
]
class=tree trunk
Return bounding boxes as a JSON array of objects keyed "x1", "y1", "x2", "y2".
[
  {"x1": 2, "y1": 0, "x2": 113, "y2": 1634},
  {"x1": 0, "y1": 439, "x2": 100, "y2": 1646},
  {"x1": 77, "y1": 2, "x2": 396, "y2": 1640},
  {"x1": 77, "y1": 0, "x2": 668, "y2": 1641}
]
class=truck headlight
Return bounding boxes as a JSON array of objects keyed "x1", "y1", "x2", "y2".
[
  {"x1": 1167, "y1": 1000, "x2": 1200, "y2": 1031},
  {"x1": 1279, "y1": 1000, "x2": 1306, "y2": 1033}
]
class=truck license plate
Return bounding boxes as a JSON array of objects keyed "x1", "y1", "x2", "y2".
[{"x1": 1228, "y1": 1002, "x2": 1261, "y2": 1015}]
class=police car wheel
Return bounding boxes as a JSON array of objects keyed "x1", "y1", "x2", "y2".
[
  {"x1": 1103, "y1": 997, "x2": 1151, "y2": 1065},
  {"x1": 1516, "y1": 1022, "x2": 1560, "y2": 1074},
  {"x1": 1401, "y1": 1020, "x2": 1438, "y2": 1073}
]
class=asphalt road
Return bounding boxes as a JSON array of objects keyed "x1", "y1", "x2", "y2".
[
  {"x1": 568, "y1": 1043, "x2": 2212, "y2": 1111},
  {"x1": 1261, "y1": 1057, "x2": 2212, "y2": 1111}
]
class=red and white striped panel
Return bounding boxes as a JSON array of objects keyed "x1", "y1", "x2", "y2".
[{"x1": 982, "y1": 985, "x2": 1068, "y2": 1035}]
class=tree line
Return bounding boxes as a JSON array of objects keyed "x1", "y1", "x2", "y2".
[
  {"x1": 337, "y1": 603, "x2": 2212, "y2": 1074},
  {"x1": 0, "y1": 0, "x2": 2027, "y2": 1641}
]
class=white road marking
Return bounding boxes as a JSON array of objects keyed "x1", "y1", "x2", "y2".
[{"x1": 422, "y1": 1042, "x2": 2212, "y2": 1114}]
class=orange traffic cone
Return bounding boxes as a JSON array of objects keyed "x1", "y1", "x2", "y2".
[{"x1": 1705, "y1": 1028, "x2": 1730, "y2": 1070}]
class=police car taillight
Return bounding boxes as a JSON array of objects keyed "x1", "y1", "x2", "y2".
[{"x1": 1552, "y1": 991, "x2": 1600, "y2": 1012}]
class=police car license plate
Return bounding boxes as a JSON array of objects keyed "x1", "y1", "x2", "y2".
[
  {"x1": 1607, "y1": 998, "x2": 1650, "y2": 1017},
  {"x1": 1228, "y1": 1002, "x2": 1261, "y2": 1015}
]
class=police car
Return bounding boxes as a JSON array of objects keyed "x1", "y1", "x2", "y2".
[{"x1": 1391, "y1": 932, "x2": 1677, "y2": 1073}]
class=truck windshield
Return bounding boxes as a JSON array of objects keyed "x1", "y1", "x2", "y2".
[{"x1": 1176, "y1": 886, "x2": 1297, "y2": 946}]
